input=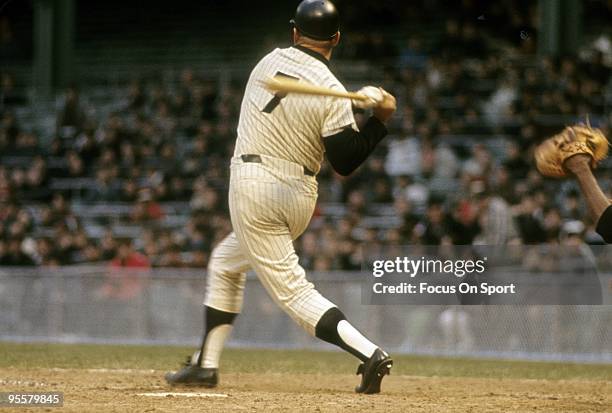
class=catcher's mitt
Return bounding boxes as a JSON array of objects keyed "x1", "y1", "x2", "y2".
[{"x1": 534, "y1": 124, "x2": 609, "y2": 178}]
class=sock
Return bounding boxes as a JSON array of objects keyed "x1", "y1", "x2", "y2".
[
  {"x1": 315, "y1": 307, "x2": 378, "y2": 362},
  {"x1": 196, "y1": 306, "x2": 237, "y2": 368}
]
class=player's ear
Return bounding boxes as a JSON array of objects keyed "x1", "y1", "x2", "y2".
[
  {"x1": 332, "y1": 31, "x2": 341, "y2": 46},
  {"x1": 292, "y1": 27, "x2": 299, "y2": 45}
]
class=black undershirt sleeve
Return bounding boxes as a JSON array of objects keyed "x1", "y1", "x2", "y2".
[
  {"x1": 596, "y1": 205, "x2": 612, "y2": 243},
  {"x1": 323, "y1": 116, "x2": 388, "y2": 176}
]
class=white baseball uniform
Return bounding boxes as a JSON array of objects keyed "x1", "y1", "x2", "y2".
[{"x1": 204, "y1": 45, "x2": 356, "y2": 335}]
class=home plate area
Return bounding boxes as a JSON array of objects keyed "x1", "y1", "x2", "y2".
[{"x1": 137, "y1": 392, "x2": 229, "y2": 398}]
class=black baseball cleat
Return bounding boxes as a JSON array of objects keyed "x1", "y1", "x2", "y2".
[
  {"x1": 165, "y1": 357, "x2": 218, "y2": 387},
  {"x1": 355, "y1": 348, "x2": 393, "y2": 394}
]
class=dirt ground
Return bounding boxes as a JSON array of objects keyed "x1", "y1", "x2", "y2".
[{"x1": 1, "y1": 367, "x2": 610, "y2": 413}]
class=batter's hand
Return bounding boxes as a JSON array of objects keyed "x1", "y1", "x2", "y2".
[
  {"x1": 352, "y1": 86, "x2": 384, "y2": 109},
  {"x1": 373, "y1": 88, "x2": 396, "y2": 123}
]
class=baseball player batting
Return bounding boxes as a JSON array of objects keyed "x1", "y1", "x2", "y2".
[{"x1": 165, "y1": 0, "x2": 396, "y2": 394}]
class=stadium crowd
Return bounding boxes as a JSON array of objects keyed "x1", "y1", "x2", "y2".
[{"x1": 1, "y1": 12, "x2": 611, "y2": 270}]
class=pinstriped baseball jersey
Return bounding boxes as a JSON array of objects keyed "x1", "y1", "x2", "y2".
[{"x1": 235, "y1": 46, "x2": 357, "y2": 174}]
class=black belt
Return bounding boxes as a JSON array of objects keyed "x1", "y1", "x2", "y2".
[{"x1": 241, "y1": 154, "x2": 315, "y2": 176}]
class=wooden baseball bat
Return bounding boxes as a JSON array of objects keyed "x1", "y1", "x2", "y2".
[{"x1": 261, "y1": 76, "x2": 369, "y2": 101}]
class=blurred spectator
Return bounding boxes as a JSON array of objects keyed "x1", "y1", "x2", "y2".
[
  {"x1": 97, "y1": 239, "x2": 150, "y2": 300},
  {"x1": 0, "y1": 237, "x2": 34, "y2": 266},
  {"x1": 158, "y1": 243, "x2": 184, "y2": 267},
  {"x1": 131, "y1": 188, "x2": 165, "y2": 223},
  {"x1": 471, "y1": 181, "x2": 519, "y2": 246},
  {"x1": 514, "y1": 192, "x2": 546, "y2": 244},
  {"x1": 100, "y1": 230, "x2": 118, "y2": 260},
  {"x1": 446, "y1": 198, "x2": 480, "y2": 245},
  {"x1": 57, "y1": 86, "x2": 87, "y2": 139},
  {"x1": 414, "y1": 197, "x2": 450, "y2": 245},
  {"x1": 385, "y1": 135, "x2": 421, "y2": 176},
  {"x1": 439, "y1": 307, "x2": 473, "y2": 351},
  {"x1": 1, "y1": 73, "x2": 26, "y2": 108},
  {"x1": 189, "y1": 248, "x2": 208, "y2": 268}
]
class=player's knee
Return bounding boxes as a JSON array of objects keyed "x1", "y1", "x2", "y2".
[
  {"x1": 207, "y1": 253, "x2": 245, "y2": 290},
  {"x1": 208, "y1": 246, "x2": 229, "y2": 274},
  {"x1": 315, "y1": 307, "x2": 345, "y2": 342},
  {"x1": 273, "y1": 277, "x2": 315, "y2": 305}
]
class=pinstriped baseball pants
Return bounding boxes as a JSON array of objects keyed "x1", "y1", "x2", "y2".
[{"x1": 204, "y1": 154, "x2": 336, "y2": 335}]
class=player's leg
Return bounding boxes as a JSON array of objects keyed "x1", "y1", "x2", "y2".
[
  {"x1": 197, "y1": 231, "x2": 250, "y2": 368},
  {"x1": 166, "y1": 232, "x2": 250, "y2": 386},
  {"x1": 233, "y1": 213, "x2": 392, "y2": 392},
  {"x1": 230, "y1": 174, "x2": 391, "y2": 392},
  {"x1": 236, "y1": 223, "x2": 379, "y2": 354}
]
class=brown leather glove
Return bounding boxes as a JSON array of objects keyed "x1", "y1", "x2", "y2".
[{"x1": 534, "y1": 124, "x2": 609, "y2": 178}]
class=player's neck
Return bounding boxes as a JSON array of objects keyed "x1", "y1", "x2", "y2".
[{"x1": 295, "y1": 43, "x2": 332, "y2": 62}]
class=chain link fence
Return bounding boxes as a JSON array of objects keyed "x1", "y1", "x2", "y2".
[{"x1": 1, "y1": 266, "x2": 610, "y2": 362}]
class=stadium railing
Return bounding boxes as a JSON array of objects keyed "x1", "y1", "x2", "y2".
[{"x1": 0, "y1": 266, "x2": 610, "y2": 363}]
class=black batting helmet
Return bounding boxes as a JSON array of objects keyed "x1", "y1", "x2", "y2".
[{"x1": 290, "y1": 0, "x2": 339, "y2": 41}]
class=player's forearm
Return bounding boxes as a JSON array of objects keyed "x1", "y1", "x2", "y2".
[
  {"x1": 571, "y1": 162, "x2": 611, "y2": 221},
  {"x1": 569, "y1": 161, "x2": 612, "y2": 241},
  {"x1": 596, "y1": 205, "x2": 612, "y2": 243},
  {"x1": 323, "y1": 116, "x2": 387, "y2": 176}
]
